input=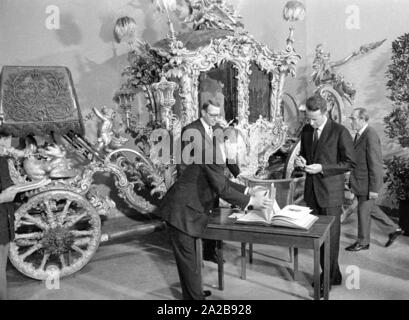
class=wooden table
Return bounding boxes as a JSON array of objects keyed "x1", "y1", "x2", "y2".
[{"x1": 197, "y1": 208, "x2": 334, "y2": 300}]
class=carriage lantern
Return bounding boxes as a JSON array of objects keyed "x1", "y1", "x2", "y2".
[
  {"x1": 283, "y1": 1, "x2": 306, "y2": 46},
  {"x1": 151, "y1": 76, "x2": 178, "y2": 130}
]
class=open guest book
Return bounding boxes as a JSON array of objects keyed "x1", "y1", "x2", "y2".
[{"x1": 233, "y1": 186, "x2": 318, "y2": 230}]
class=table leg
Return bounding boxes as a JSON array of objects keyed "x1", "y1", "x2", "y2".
[
  {"x1": 217, "y1": 240, "x2": 224, "y2": 290},
  {"x1": 293, "y1": 247, "x2": 299, "y2": 280},
  {"x1": 241, "y1": 243, "x2": 246, "y2": 280},
  {"x1": 323, "y1": 234, "x2": 330, "y2": 300},
  {"x1": 313, "y1": 239, "x2": 320, "y2": 300},
  {"x1": 249, "y1": 243, "x2": 253, "y2": 264}
]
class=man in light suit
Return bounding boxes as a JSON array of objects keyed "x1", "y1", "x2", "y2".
[
  {"x1": 158, "y1": 101, "x2": 272, "y2": 300},
  {"x1": 345, "y1": 108, "x2": 403, "y2": 251},
  {"x1": 295, "y1": 95, "x2": 356, "y2": 295}
]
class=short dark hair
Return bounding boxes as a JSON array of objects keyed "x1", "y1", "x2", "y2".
[
  {"x1": 305, "y1": 95, "x2": 327, "y2": 113},
  {"x1": 202, "y1": 100, "x2": 219, "y2": 111},
  {"x1": 354, "y1": 107, "x2": 369, "y2": 121}
]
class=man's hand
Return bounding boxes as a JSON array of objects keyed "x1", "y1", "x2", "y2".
[
  {"x1": 0, "y1": 188, "x2": 17, "y2": 204},
  {"x1": 250, "y1": 196, "x2": 275, "y2": 211},
  {"x1": 369, "y1": 192, "x2": 378, "y2": 200},
  {"x1": 295, "y1": 155, "x2": 307, "y2": 168},
  {"x1": 304, "y1": 163, "x2": 323, "y2": 174},
  {"x1": 248, "y1": 188, "x2": 274, "y2": 211}
]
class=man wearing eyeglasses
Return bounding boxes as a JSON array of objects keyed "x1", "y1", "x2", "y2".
[
  {"x1": 178, "y1": 100, "x2": 241, "y2": 264},
  {"x1": 295, "y1": 95, "x2": 355, "y2": 297},
  {"x1": 345, "y1": 108, "x2": 403, "y2": 251},
  {"x1": 158, "y1": 100, "x2": 272, "y2": 300}
]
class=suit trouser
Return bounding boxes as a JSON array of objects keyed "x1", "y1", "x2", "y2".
[
  {"x1": 167, "y1": 224, "x2": 204, "y2": 300},
  {"x1": 0, "y1": 243, "x2": 9, "y2": 300},
  {"x1": 306, "y1": 194, "x2": 342, "y2": 283},
  {"x1": 356, "y1": 196, "x2": 399, "y2": 245}
]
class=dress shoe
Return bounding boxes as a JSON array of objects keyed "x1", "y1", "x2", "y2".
[
  {"x1": 345, "y1": 242, "x2": 369, "y2": 251},
  {"x1": 312, "y1": 273, "x2": 342, "y2": 288},
  {"x1": 385, "y1": 228, "x2": 404, "y2": 247},
  {"x1": 203, "y1": 253, "x2": 225, "y2": 264},
  {"x1": 203, "y1": 290, "x2": 212, "y2": 298}
]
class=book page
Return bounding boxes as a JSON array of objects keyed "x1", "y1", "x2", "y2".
[{"x1": 271, "y1": 205, "x2": 317, "y2": 230}]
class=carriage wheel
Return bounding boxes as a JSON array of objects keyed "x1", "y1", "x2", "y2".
[
  {"x1": 318, "y1": 86, "x2": 344, "y2": 123},
  {"x1": 280, "y1": 92, "x2": 300, "y2": 136},
  {"x1": 9, "y1": 190, "x2": 101, "y2": 280},
  {"x1": 283, "y1": 140, "x2": 301, "y2": 179}
]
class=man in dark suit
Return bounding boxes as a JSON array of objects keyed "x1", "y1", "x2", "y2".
[
  {"x1": 159, "y1": 102, "x2": 272, "y2": 300},
  {"x1": 178, "y1": 100, "x2": 241, "y2": 263},
  {"x1": 295, "y1": 95, "x2": 355, "y2": 294},
  {"x1": 345, "y1": 108, "x2": 403, "y2": 251},
  {"x1": 0, "y1": 133, "x2": 18, "y2": 300}
]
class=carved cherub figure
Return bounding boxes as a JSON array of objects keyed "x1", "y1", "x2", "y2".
[{"x1": 93, "y1": 106, "x2": 115, "y2": 151}]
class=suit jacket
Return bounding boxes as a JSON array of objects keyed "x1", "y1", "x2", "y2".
[
  {"x1": 157, "y1": 163, "x2": 249, "y2": 237},
  {"x1": 300, "y1": 120, "x2": 356, "y2": 208},
  {"x1": 350, "y1": 125, "x2": 383, "y2": 196},
  {"x1": 0, "y1": 157, "x2": 15, "y2": 245}
]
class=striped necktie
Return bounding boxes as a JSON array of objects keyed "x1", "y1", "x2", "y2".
[{"x1": 312, "y1": 128, "x2": 319, "y2": 152}]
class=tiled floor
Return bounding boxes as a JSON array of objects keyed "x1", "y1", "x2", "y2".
[{"x1": 7, "y1": 211, "x2": 409, "y2": 300}]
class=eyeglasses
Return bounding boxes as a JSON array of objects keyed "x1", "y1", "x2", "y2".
[
  {"x1": 207, "y1": 113, "x2": 219, "y2": 118},
  {"x1": 348, "y1": 116, "x2": 359, "y2": 120}
]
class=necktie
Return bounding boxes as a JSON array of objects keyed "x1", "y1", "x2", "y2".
[
  {"x1": 354, "y1": 133, "x2": 360, "y2": 144},
  {"x1": 312, "y1": 128, "x2": 319, "y2": 153},
  {"x1": 208, "y1": 126, "x2": 213, "y2": 138},
  {"x1": 313, "y1": 128, "x2": 319, "y2": 142}
]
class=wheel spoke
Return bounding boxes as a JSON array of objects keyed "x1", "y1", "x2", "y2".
[
  {"x1": 59, "y1": 254, "x2": 66, "y2": 268},
  {"x1": 70, "y1": 230, "x2": 94, "y2": 237},
  {"x1": 59, "y1": 200, "x2": 72, "y2": 225},
  {"x1": 64, "y1": 212, "x2": 89, "y2": 228},
  {"x1": 71, "y1": 245, "x2": 85, "y2": 256},
  {"x1": 14, "y1": 232, "x2": 43, "y2": 240},
  {"x1": 22, "y1": 215, "x2": 49, "y2": 230},
  {"x1": 73, "y1": 238, "x2": 91, "y2": 247},
  {"x1": 44, "y1": 200, "x2": 57, "y2": 227},
  {"x1": 20, "y1": 243, "x2": 43, "y2": 260},
  {"x1": 15, "y1": 239, "x2": 39, "y2": 247},
  {"x1": 40, "y1": 253, "x2": 50, "y2": 271}
]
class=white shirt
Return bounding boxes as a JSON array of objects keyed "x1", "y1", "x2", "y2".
[
  {"x1": 315, "y1": 116, "x2": 328, "y2": 140},
  {"x1": 200, "y1": 117, "x2": 226, "y2": 163},
  {"x1": 200, "y1": 118, "x2": 213, "y2": 138},
  {"x1": 357, "y1": 123, "x2": 368, "y2": 137}
]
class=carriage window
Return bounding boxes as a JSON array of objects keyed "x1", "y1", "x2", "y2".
[
  {"x1": 198, "y1": 61, "x2": 237, "y2": 123},
  {"x1": 248, "y1": 62, "x2": 271, "y2": 123}
]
